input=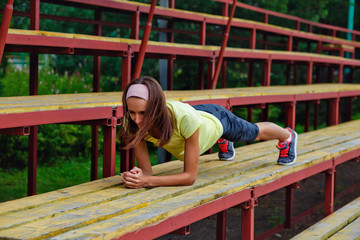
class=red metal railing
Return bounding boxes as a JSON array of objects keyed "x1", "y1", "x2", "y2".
[
  {"x1": 132, "y1": 0, "x2": 157, "y2": 80},
  {"x1": 0, "y1": 0, "x2": 14, "y2": 63},
  {"x1": 211, "y1": 0, "x2": 237, "y2": 89},
  {"x1": 214, "y1": 0, "x2": 360, "y2": 40}
]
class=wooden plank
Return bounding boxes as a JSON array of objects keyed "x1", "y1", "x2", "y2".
[
  {"x1": 31, "y1": 138, "x2": 360, "y2": 239},
  {"x1": 328, "y1": 216, "x2": 360, "y2": 240},
  {"x1": 291, "y1": 196, "x2": 360, "y2": 240},
  {"x1": 7, "y1": 28, "x2": 360, "y2": 65},
  {"x1": 1, "y1": 84, "x2": 360, "y2": 115},
  {"x1": 0, "y1": 119, "x2": 358, "y2": 218},
  {"x1": 0, "y1": 120, "x2": 358, "y2": 216},
  {"x1": 0, "y1": 92, "x2": 123, "y2": 114},
  {"x1": 0, "y1": 120, "x2": 359, "y2": 239},
  {"x1": 0, "y1": 161, "x2": 183, "y2": 216},
  {"x1": 49, "y1": 0, "x2": 360, "y2": 49}
]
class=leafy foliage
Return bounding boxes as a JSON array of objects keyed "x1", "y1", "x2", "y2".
[{"x1": 0, "y1": 65, "x2": 94, "y2": 169}]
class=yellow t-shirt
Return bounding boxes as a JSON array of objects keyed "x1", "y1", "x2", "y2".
[{"x1": 146, "y1": 100, "x2": 223, "y2": 161}]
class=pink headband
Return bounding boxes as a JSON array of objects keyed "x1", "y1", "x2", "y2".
[{"x1": 126, "y1": 84, "x2": 149, "y2": 101}]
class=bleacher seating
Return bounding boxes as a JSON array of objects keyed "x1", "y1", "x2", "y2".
[
  {"x1": 1, "y1": 0, "x2": 360, "y2": 239},
  {"x1": 0, "y1": 119, "x2": 359, "y2": 239},
  {"x1": 291, "y1": 196, "x2": 360, "y2": 239}
]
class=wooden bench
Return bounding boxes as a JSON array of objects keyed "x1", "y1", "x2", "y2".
[
  {"x1": 320, "y1": 44, "x2": 356, "y2": 58},
  {"x1": 6, "y1": 29, "x2": 360, "y2": 65},
  {"x1": 12, "y1": 0, "x2": 360, "y2": 50},
  {"x1": 1, "y1": 83, "x2": 360, "y2": 194},
  {"x1": 6, "y1": 28, "x2": 360, "y2": 86},
  {"x1": 291, "y1": 196, "x2": 360, "y2": 240},
  {"x1": 0, "y1": 119, "x2": 359, "y2": 239}
]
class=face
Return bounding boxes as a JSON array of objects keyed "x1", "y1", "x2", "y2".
[{"x1": 127, "y1": 97, "x2": 147, "y2": 128}]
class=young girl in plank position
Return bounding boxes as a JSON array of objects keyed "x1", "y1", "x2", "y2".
[{"x1": 121, "y1": 76, "x2": 297, "y2": 189}]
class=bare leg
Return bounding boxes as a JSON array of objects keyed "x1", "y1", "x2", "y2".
[{"x1": 254, "y1": 122, "x2": 291, "y2": 142}]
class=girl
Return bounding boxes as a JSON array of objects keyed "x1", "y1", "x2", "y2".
[{"x1": 121, "y1": 76, "x2": 297, "y2": 189}]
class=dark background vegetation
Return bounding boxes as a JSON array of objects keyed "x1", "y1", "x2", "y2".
[{"x1": 1, "y1": 0, "x2": 360, "y2": 201}]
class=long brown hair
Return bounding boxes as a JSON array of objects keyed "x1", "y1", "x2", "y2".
[{"x1": 121, "y1": 76, "x2": 173, "y2": 149}]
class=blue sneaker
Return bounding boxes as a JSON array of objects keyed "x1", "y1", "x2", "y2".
[
  {"x1": 277, "y1": 128, "x2": 297, "y2": 165},
  {"x1": 217, "y1": 138, "x2": 235, "y2": 161}
]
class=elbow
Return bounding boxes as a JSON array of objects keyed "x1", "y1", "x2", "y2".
[
  {"x1": 185, "y1": 180, "x2": 195, "y2": 186},
  {"x1": 183, "y1": 174, "x2": 197, "y2": 186}
]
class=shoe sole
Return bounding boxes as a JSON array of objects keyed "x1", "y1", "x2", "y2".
[
  {"x1": 219, "y1": 143, "x2": 235, "y2": 161},
  {"x1": 278, "y1": 129, "x2": 298, "y2": 166}
]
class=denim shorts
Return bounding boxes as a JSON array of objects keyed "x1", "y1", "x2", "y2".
[{"x1": 193, "y1": 104, "x2": 259, "y2": 142}]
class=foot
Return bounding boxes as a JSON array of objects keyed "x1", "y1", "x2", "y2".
[
  {"x1": 217, "y1": 138, "x2": 235, "y2": 161},
  {"x1": 277, "y1": 127, "x2": 297, "y2": 165}
]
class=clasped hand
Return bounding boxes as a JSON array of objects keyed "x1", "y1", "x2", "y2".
[{"x1": 121, "y1": 167, "x2": 149, "y2": 188}]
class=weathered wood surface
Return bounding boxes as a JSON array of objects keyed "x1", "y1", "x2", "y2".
[
  {"x1": 291, "y1": 196, "x2": 360, "y2": 240},
  {"x1": 0, "y1": 119, "x2": 359, "y2": 239},
  {"x1": 8, "y1": 0, "x2": 360, "y2": 49},
  {"x1": 8, "y1": 27, "x2": 360, "y2": 64},
  {"x1": 1, "y1": 83, "x2": 360, "y2": 114}
]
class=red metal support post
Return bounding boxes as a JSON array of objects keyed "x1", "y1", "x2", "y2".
[
  {"x1": 263, "y1": 13, "x2": 268, "y2": 24},
  {"x1": 30, "y1": 0, "x2": 40, "y2": 30},
  {"x1": 285, "y1": 101, "x2": 296, "y2": 130},
  {"x1": 327, "y1": 97, "x2": 340, "y2": 126},
  {"x1": 324, "y1": 166, "x2": 336, "y2": 216},
  {"x1": 28, "y1": 126, "x2": 37, "y2": 196},
  {"x1": 241, "y1": 197, "x2": 257, "y2": 240},
  {"x1": 250, "y1": 29, "x2": 256, "y2": 49},
  {"x1": 222, "y1": 2, "x2": 229, "y2": 17},
  {"x1": 285, "y1": 182, "x2": 300, "y2": 229},
  {"x1": 0, "y1": 0, "x2": 14, "y2": 63},
  {"x1": 262, "y1": 59, "x2": 271, "y2": 86},
  {"x1": 211, "y1": 0, "x2": 237, "y2": 89},
  {"x1": 168, "y1": 0, "x2": 175, "y2": 9},
  {"x1": 28, "y1": 0, "x2": 40, "y2": 196},
  {"x1": 28, "y1": 53, "x2": 38, "y2": 196},
  {"x1": 103, "y1": 117, "x2": 118, "y2": 178},
  {"x1": 132, "y1": 0, "x2": 157, "y2": 80},
  {"x1": 216, "y1": 210, "x2": 226, "y2": 240},
  {"x1": 122, "y1": 46, "x2": 133, "y2": 89},
  {"x1": 131, "y1": 7, "x2": 140, "y2": 40},
  {"x1": 167, "y1": 55, "x2": 175, "y2": 90},
  {"x1": 199, "y1": 20, "x2": 206, "y2": 45},
  {"x1": 91, "y1": 9, "x2": 102, "y2": 181},
  {"x1": 308, "y1": 24, "x2": 313, "y2": 33},
  {"x1": 306, "y1": 61, "x2": 313, "y2": 84},
  {"x1": 121, "y1": 47, "x2": 133, "y2": 172},
  {"x1": 287, "y1": 35, "x2": 293, "y2": 51},
  {"x1": 207, "y1": 56, "x2": 216, "y2": 89},
  {"x1": 338, "y1": 64, "x2": 343, "y2": 83}
]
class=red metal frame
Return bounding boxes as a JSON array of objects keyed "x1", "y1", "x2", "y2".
[
  {"x1": 117, "y1": 147, "x2": 360, "y2": 239},
  {"x1": 1, "y1": 0, "x2": 360, "y2": 238},
  {"x1": 132, "y1": 0, "x2": 157, "y2": 80},
  {"x1": 0, "y1": 127, "x2": 30, "y2": 135},
  {"x1": 211, "y1": 0, "x2": 237, "y2": 89},
  {"x1": 0, "y1": 0, "x2": 14, "y2": 63},
  {"x1": 214, "y1": 0, "x2": 360, "y2": 41},
  {"x1": 119, "y1": 188, "x2": 252, "y2": 240}
]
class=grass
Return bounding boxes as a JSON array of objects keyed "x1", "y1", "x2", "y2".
[{"x1": 0, "y1": 155, "x2": 121, "y2": 203}]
